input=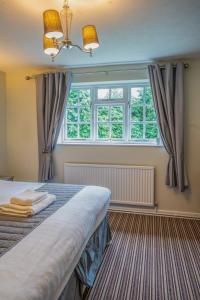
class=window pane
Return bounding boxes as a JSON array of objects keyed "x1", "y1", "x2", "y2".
[
  {"x1": 145, "y1": 123, "x2": 158, "y2": 139},
  {"x1": 131, "y1": 124, "x2": 143, "y2": 139},
  {"x1": 67, "y1": 108, "x2": 78, "y2": 122},
  {"x1": 131, "y1": 106, "x2": 143, "y2": 121},
  {"x1": 97, "y1": 88, "x2": 109, "y2": 99},
  {"x1": 79, "y1": 124, "x2": 91, "y2": 139},
  {"x1": 68, "y1": 89, "x2": 79, "y2": 106},
  {"x1": 111, "y1": 106, "x2": 124, "y2": 122},
  {"x1": 144, "y1": 87, "x2": 153, "y2": 105},
  {"x1": 80, "y1": 107, "x2": 91, "y2": 122},
  {"x1": 63, "y1": 84, "x2": 160, "y2": 145},
  {"x1": 67, "y1": 124, "x2": 78, "y2": 138},
  {"x1": 98, "y1": 124, "x2": 109, "y2": 139},
  {"x1": 97, "y1": 106, "x2": 109, "y2": 122},
  {"x1": 79, "y1": 89, "x2": 91, "y2": 106},
  {"x1": 146, "y1": 106, "x2": 157, "y2": 121},
  {"x1": 111, "y1": 124, "x2": 123, "y2": 139},
  {"x1": 131, "y1": 87, "x2": 144, "y2": 104},
  {"x1": 111, "y1": 88, "x2": 123, "y2": 99}
]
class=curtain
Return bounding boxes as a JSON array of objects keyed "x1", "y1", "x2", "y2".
[
  {"x1": 36, "y1": 72, "x2": 72, "y2": 182},
  {"x1": 148, "y1": 63, "x2": 188, "y2": 192}
]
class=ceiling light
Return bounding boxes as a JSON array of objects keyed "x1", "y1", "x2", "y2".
[
  {"x1": 43, "y1": 10, "x2": 63, "y2": 39},
  {"x1": 42, "y1": 0, "x2": 100, "y2": 61},
  {"x1": 83, "y1": 25, "x2": 99, "y2": 50},
  {"x1": 43, "y1": 36, "x2": 59, "y2": 56}
]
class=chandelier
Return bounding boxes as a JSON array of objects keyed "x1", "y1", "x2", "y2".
[{"x1": 43, "y1": 0, "x2": 99, "y2": 61}]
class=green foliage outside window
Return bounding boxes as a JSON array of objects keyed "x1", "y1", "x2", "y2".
[
  {"x1": 97, "y1": 106, "x2": 109, "y2": 122},
  {"x1": 68, "y1": 89, "x2": 91, "y2": 106},
  {"x1": 80, "y1": 124, "x2": 91, "y2": 138},
  {"x1": 111, "y1": 106, "x2": 123, "y2": 122},
  {"x1": 130, "y1": 87, "x2": 158, "y2": 140},
  {"x1": 131, "y1": 124, "x2": 143, "y2": 139},
  {"x1": 64, "y1": 86, "x2": 159, "y2": 143},
  {"x1": 66, "y1": 89, "x2": 91, "y2": 139},
  {"x1": 80, "y1": 107, "x2": 91, "y2": 122},
  {"x1": 131, "y1": 106, "x2": 143, "y2": 122},
  {"x1": 67, "y1": 124, "x2": 78, "y2": 138},
  {"x1": 111, "y1": 124, "x2": 123, "y2": 139},
  {"x1": 67, "y1": 108, "x2": 78, "y2": 122},
  {"x1": 146, "y1": 124, "x2": 158, "y2": 139},
  {"x1": 98, "y1": 124, "x2": 109, "y2": 139},
  {"x1": 146, "y1": 107, "x2": 156, "y2": 121},
  {"x1": 97, "y1": 105, "x2": 124, "y2": 139}
]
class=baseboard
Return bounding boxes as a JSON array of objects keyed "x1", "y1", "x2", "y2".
[{"x1": 109, "y1": 203, "x2": 200, "y2": 219}]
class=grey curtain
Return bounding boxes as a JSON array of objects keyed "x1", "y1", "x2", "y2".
[
  {"x1": 36, "y1": 72, "x2": 72, "y2": 182},
  {"x1": 148, "y1": 63, "x2": 188, "y2": 192}
]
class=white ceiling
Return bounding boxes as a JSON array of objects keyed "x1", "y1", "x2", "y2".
[{"x1": 0, "y1": 0, "x2": 200, "y2": 69}]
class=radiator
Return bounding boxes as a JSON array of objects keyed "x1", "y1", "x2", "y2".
[{"x1": 64, "y1": 163, "x2": 155, "y2": 207}]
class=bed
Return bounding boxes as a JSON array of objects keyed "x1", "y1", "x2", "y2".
[{"x1": 0, "y1": 180, "x2": 111, "y2": 300}]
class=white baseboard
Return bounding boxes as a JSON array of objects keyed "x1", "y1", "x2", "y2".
[{"x1": 109, "y1": 203, "x2": 200, "y2": 219}]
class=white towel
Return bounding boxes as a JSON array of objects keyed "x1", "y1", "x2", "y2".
[
  {"x1": 0, "y1": 194, "x2": 56, "y2": 217},
  {"x1": 10, "y1": 189, "x2": 48, "y2": 206},
  {"x1": 0, "y1": 181, "x2": 45, "y2": 205}
]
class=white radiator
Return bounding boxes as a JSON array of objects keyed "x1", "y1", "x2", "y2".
[{"x1": 64, "y1": 163, "x2": 155, "y2": 207}]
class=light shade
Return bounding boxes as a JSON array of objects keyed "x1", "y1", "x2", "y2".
[
  {"x1": 43, "y1": 36, "x2": 59, "y2": 56},
  {"x1": 43, "y1": 10, "x2": 63, "y2": 39},
  {"x1": 82, "y1": 25, "x2": 99, "y2": 50}
]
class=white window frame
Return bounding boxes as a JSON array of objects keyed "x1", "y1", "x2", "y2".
[{"x1": 58, "y1": 81, "x2": 162, "y2": 146}]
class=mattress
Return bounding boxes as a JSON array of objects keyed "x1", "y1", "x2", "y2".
[{"x1": 0, "y1": 180, "x2": 111, "y2": 300}]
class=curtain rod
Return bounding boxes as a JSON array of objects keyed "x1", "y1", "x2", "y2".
[{"x1": 25, "y1": 63, "x2": 189, "y2": 80}]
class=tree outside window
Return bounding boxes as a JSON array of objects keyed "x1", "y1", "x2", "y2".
[{"x1": 61, "y1": 83, "x2": 160, "y2": 145}]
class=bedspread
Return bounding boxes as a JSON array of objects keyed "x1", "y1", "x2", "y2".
[{"x1": 0, "y1": 183, "x2": 111, "y2": 300}]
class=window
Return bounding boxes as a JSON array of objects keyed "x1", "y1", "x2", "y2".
[
  {"x1": 65, "y1": 89, "x2": 92, "y2": 139},
  {"x1": 60, "y1": 82, "x2": 161, "y2": 145}
]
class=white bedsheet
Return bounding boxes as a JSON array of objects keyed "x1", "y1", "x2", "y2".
[{"x1": 0, "y1": 184, "x2": 111, "y2": 300}]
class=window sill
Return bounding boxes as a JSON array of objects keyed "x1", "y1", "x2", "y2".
[{"x1": 57, "y1": 141, "x2": 163, "y2": 147}]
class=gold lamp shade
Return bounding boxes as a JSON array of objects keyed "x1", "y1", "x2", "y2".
[
  {"x1": 43, "y1": 10, "x2": 63, "y2": 39},
  {"x1": 43, "y1": 36, "x2": 59, "y2": 56},
  {"x1": 82, "y1": 25, "x2": 99, "y2": 50}
]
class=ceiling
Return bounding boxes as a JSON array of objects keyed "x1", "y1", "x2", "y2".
[{"x1": 0, "y1": 0, "x2": 200, "y2": 69}]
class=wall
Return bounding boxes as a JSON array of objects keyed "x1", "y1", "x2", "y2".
[
  {"x1": 5, "y1": 60, "x2": 200, "y2": 215},
  {"x1": 0, "y1": 71, "x2": 7, "y2": 174},
  {"x1": 6, "y1": 68, "x2": 39, "y2": 181}
]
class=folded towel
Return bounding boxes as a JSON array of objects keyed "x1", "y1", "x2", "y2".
[
  {"x1": 1, "y1": 203, "x2": 41, "y2": 211},
  {"x1": 0, "y1": 194, "x2": 56, "y2": 217},
  {"x1": 10, "y1": 190, "x2": 48, "y2": 206}
]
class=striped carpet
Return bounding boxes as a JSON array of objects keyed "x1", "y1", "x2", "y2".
[{"x1": 88, "y1": 212, "x2": 200, "y2": 300}]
